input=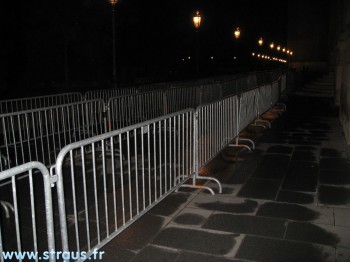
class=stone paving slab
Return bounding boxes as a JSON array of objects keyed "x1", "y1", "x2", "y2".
[{"x1": 235, "y1": 235, "x2": 335, "y2": 262}]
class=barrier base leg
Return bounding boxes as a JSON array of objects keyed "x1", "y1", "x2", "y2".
[
  {"x1": 276, "y1": 103, "x2": 287, "y2": 111},
  {"x1": 252, "y1": 118, "x2": 271, "y2": 128},
  {"x1": 178, "y1": 176, "x2": 222, "y2": 195},
  {"x1": 229, "y1": 136, "x2": 255, "y2": 151}
]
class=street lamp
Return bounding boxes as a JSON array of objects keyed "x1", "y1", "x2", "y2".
[
  {"x1": 234, "y1": 27, "x2": 241, "y2": 39},
  {"x1": 277, "y1": 45, "x2": 281, "y2": 51},
  {"x1": 270, "y1": 42, "x2": 274, "y2": 49},
  {"x1": 109, "y1": 0, "x2": 119, "y2": 88},
  {"x1": 193, "y1": 11, "x2": 201, "y2": 75},
  {"x1": 258, "y1": 37, "x2": 264, "y2": 46}
]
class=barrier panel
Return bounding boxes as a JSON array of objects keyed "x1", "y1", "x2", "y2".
[
  {"x1": 84, "y1": 88, "x2": 137, "y2": 104},
  {"x1": 281, "y1": 74, "x2": 287, "y2": 93},
  {"x1": 196, "y1": 95, "x2": 238, "y2": 169},
  {"x1": 271, "y1": 81, "x2": 279, "y2": 106},
  {"x1": 0, "y1": 100, "x2": 105, "y2": 171},
  {"x1": 0, "y1": 162, "x2": 55, "y2": 262},
  {"x1": 55, "y1": 109, "x2": 195, "y2": 260},
  {"x1": 0, "y1": 93, "x2": 83, "y2": 115},
  {"x1": 238, "y1": 88, "x2": 259, "y2": 133},
  {"x1": 165, "y1": 86, "x2": 200, "y2": 114},
  {"x1": 107, "y1": 90, "x2": 165, "y2": 131},
  {"x1": 221, "y1": 79, "x2": 238, "y2": 97},
  {"x1": 199, "y1": 83, "x2": 223, "y2": 105},
  {"x1": 257, "y1": 84, "x2": 272, "y2": 117}
]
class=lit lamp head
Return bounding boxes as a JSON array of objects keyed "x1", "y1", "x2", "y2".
[
  {"x1": 286, "y1": 50, "x2": 290, "y2": 54},
  {"x1": 290, "y1": 51, "x2": 293, "y2": 55},
  {"x1": 270, "y1": 42, "x2": 274, "y2": 49},
  {"x1": 282, "y1": 47, "x2": 286, "y2": 52},
  {"x1": 109, "y1": 0, "x2": 118, "y2": 5},
  {"x1": 193, "y1": 11, "x2": 202, "y2": 29},
  {"x1": 277, "y1": 45, "x2": 281, "y2": 51},
  {"x1": 258, "y1": 37, "x2": 263, "y2": 46},
  {"x1": 234, "y1": 27, "x2": 241, "y2": 39}
]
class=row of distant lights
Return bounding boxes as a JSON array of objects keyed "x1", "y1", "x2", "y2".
[
  {"x1": 252, "y1": 53, "x2": 287, "y2": 63},
  {"x1": 258, "y1": 38, "x2": 294, "y2": 55}
]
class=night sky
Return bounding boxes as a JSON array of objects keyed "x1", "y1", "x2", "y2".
[{"x1": 1, "y1": 0, "x2": 288, "y2": 97}]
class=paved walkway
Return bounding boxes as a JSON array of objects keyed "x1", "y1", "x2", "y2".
[{"x1": 102, "y1": 96, "x2": 350, "y2": 262}]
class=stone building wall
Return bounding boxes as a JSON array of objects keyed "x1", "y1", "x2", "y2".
[{"x1": 332, "y1": 0, "x2": 350, "y2": 143}]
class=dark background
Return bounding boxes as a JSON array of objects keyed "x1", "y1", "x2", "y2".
[{"x1": 1, "y1": 0, "x2": 288, "y2": 98}]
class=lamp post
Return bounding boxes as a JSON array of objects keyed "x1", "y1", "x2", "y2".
[
  {"x1": 109, "y1": 0, "x2": 118, "y2": 88},
  {"x1": 193, "y1": 11, "x2": 201, "y2": 75},
  {"x1": 233, "y1": 27, "x2": 240, "y2": 61}
]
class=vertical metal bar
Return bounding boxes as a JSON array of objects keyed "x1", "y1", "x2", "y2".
[
  {"x1": 159, "y1": 121, "x2": 162, "y2": 196},
  {"x1": 28, "y1": 170, "x2": 38, "y2": 259},
  {"x1": 110, "y1": 137, "x2": 117, "y2": 230},
  {"x1": 147, "y1": 125, "x2": 151, "y2": 206},
  {"x1": 70, "y1": 150, "x2": 80, "y2": 253},
  {"x1": 153, "y1": 123, "x2": 157, "y2": 200},
  {"x1": 127, "y1": 131, "x2": 133, "y2": 219},
  {"x1": 102, "y1": 139, "x2": 109, "y2": 237},
  {"x1": 119, "y1": 134, "x2": 126, "y2": 225},
  {"x1": 92, "y1": 143, "x2": 101, "y2": 244},
  {"x1": 81, "y1": 146, "x2": 91, "y2": 251},
  {"x1": 12, "y1": 176, "x2": 22, "y2": 258},
  {"x1": 134, "y1": 129, "x2": 139, "y2": 214},
  {"x1": 173, "y1": 117, "x2": 176, "y2": 185},
  {"x1": 141, "y1": 126, "x2": 146, "y2": 210},
  {"x1": 164, "y1": 119, "x2": 167, "y2": 192}
]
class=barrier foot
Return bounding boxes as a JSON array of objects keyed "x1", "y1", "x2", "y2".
[
  {"x1": 179, "y1": 184, "x2": 215, "y2": 195},
  {"x1": 254, "y1": 118, "x2": 271, "y2": 128},
  {"x1": 238, "y1": 138, "x2": 255, "y2": 149},
  {"x1": 229, "y1": 143, "x2": 252, "y2": 151},
  {"x1": 250, "y1": 123, "x2": 267, "y2": 129},
  {"x1": 178, "y1": 176, "x2": 222, "y2": 195},
  {"x1": 276, "y1": 103, "x2": 287, "y2": 111}
]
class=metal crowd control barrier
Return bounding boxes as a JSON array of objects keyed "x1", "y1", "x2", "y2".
[
  {"x1": 0, "y1": 100, "x2": 105, "y2": 172},
  {"x1": 84, "y1": 88, "x2": 138, "y2": 104},
  {"x1": 0, "y1": 92, "x2": 83, "y2": 115},
  {"x1": 55, "y1": 109, "x2": 195, "y2": 261},
  {"x1": 166, "y1": 86, "x2": 200, "y2": 114},
  {"x1": 199, "y1": 83, "x2": 223, "y2": 105},
  {"x1": 107, "y1": 90, "x2": 166, "y2": 131},
  {"x1": 0, "y1": 162, "x2": 55, "y2": 262}
]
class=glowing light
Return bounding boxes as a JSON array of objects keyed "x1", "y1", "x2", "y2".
[
  {"x1": 252, "y1": 52, "x2": 255, "y2": 56},
  {"x1": 277, "y1": 46, "x2": 281, "y2": 51},
  {"x1": 270, "y1": 42, "x2": 274, "y2": 49},
  {"x1": 210, "y1": 56, "x2": 214, "y2": 60},
  {"x1": 109, "y1": 0, "x2": 118, "y2": 5},
  {"x1": 258, "y1": 37, "x2": 263, "y2": 46},
  {"x1": 188, "y1": 56, "x2": 191, "y2": 60},
  {"x1": 234, "y1": 27, "x2": 241, "y2": 39},
  {"x1": 282, "y1": 48, "x2": 286, "y2": 52},
  {"x1": 193, "y1": 11, "x2": 202, "y2": 29}
]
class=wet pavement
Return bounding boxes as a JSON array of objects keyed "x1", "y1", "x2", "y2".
[{"x1": 101, "y1": 96, "x2": 350, "y2": 262}]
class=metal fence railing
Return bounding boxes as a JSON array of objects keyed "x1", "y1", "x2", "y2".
[
  {"x1": 0, "y1": 93, "x2": 83, "y2": 115},
  {"x1": 55, "y1": 109, "x2": 195, "y2": 260},
  {"x1": 0, "y1": 71, "x2": 290, "y2": 261},
  {"x1": 84, "y1": 88, "x2": 138, "y2": 104},
  {"x1": 0, "y1": 100, "x2": 105, "y2": 171},
  {"x1": 107, "y1": 91, "x2": 165, "y2": 131},
  {"x1": 0, "y1": 161, "x2": 55, "y2": 262}
]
